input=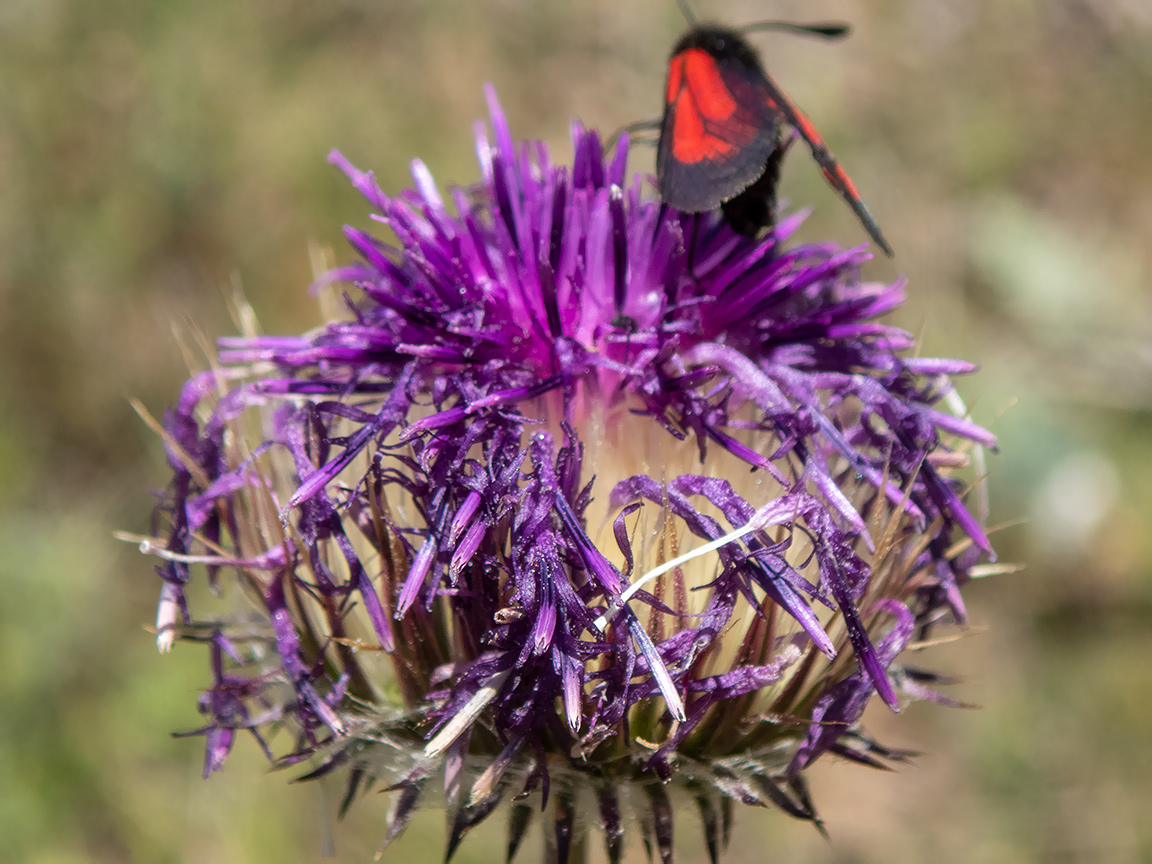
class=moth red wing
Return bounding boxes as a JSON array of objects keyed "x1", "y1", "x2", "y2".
[
  {"x1": 657, "y1": 46, "x2": 780, "y2": 214},
  {"x1": 755, "y1": 69, "x2": 893, "y2": 256}
]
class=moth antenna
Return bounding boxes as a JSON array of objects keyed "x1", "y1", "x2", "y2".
[
  {"x1": 740, "y1": 20, "x2": 851, "y2": 40},
  {"x1": 675, "y1": 0, "x2": 697, "y2": 26}
]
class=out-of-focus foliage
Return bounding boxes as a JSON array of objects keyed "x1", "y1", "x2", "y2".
[{"x1": 1, "y1": 1, "x2": 1150, "y2": 861}]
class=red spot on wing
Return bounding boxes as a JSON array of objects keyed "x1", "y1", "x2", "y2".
[
  {"x1": 667, "y1": 48, "x2": 750, "y2": 165},
  {"x1": 792, "y1": 111, "x2": 826, "y2": 148},
  {"x1": 786, "y1": 100, "x2": 866, "y2": 201},
  {"x1": 824, "y1": 165, "x2": 861, "y2": 198},
  {"x1": 682, "y1": 49, "x2": 736, "y2": 121},
  {"x1": 671, "y1": 98, "x2": 734, "y2": 163}
]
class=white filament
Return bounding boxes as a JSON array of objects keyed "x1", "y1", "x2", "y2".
[{"x1": 593, "y1": 508, "x2": 772, "y2": 633}]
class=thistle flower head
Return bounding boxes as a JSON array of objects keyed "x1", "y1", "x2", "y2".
[{"x1": 141, "y1": 85, "x2": 996, "y2": 862}]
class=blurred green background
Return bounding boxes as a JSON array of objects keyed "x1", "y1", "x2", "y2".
[{"x1": 2, "y1": 1, "x2": 1151, "y2": 861}]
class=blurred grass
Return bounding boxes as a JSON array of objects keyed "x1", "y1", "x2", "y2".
[{"x1": 2, "y1": 0, "x2": 1151, "y2": 861}]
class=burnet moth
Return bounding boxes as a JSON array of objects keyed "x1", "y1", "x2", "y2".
[{"x1": 657, "y1": 6, "x2": 893, "y2": 256}]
